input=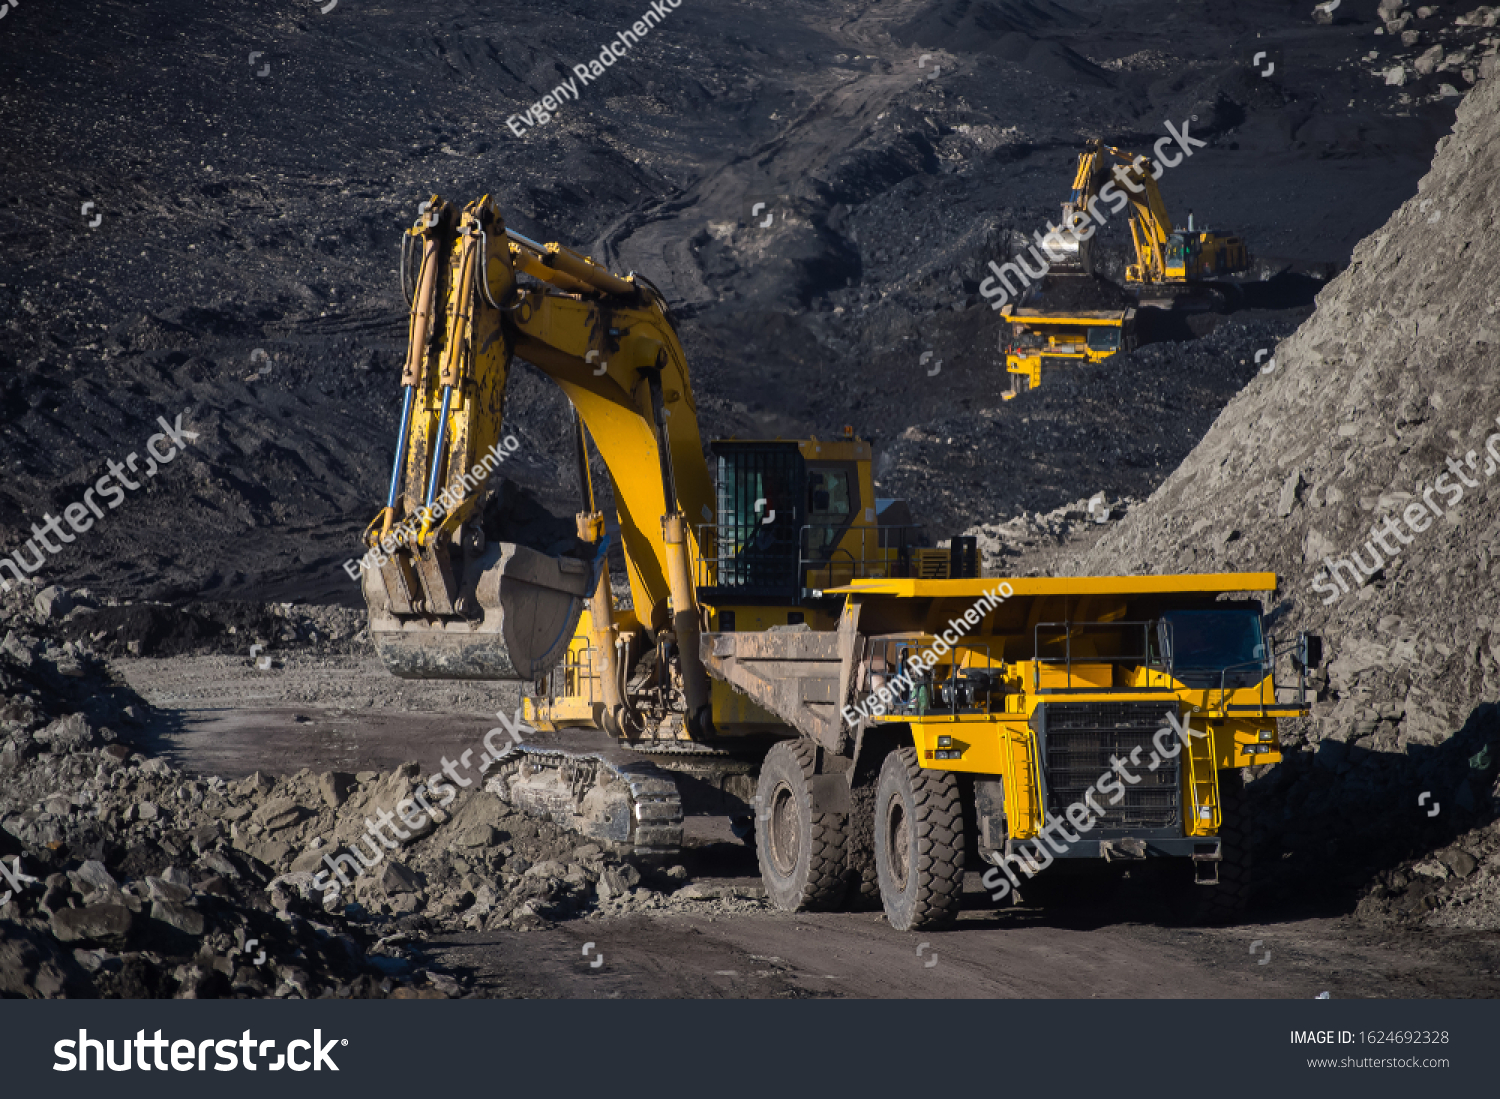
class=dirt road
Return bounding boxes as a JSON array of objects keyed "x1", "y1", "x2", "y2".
[
  {"x1": 423, "y1": 906, "x2": 1500, "y2": 1000},
  {"x1": 116, "y1": 652, "x2": 1500, "y2": 1000}
]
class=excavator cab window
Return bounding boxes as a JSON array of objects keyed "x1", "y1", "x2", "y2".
[
  {"x1": 805, "y1": 466, "x2": 857, "y2": 557},
  {"x1": 701, "y1": 442, "x2": 803, "y2": 604}
]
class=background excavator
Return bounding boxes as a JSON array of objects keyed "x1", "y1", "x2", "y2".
[
  {"x1": 360, "y1": 196, "x2": 1318, "y2": 929},
  {"x1": 1001, "y1": 138, "x2": 1250, "y2": 397}
]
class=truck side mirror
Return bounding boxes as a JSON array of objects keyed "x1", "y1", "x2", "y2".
[{"x1": 1294, "y1": 633, "x2": 1323, "y2": 672}]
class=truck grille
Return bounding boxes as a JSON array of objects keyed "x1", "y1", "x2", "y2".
[{"x1": 1041, "y1": 702, "x2": 1179, "y2": 831}]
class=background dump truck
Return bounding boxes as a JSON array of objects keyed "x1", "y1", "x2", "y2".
[{"x1": 999, "y1": 302, "x2": 1137, "y2": 398}]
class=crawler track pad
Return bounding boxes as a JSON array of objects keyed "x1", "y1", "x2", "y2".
[{"x1": 485, "y1": 731, "x2": 684, "y2": 859}]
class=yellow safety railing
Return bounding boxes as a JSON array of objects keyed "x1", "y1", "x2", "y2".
[{"x1": 1182, "y1": 719, "x2": 1221, "y2": 835}]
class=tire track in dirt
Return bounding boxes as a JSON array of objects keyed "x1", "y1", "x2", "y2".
[{"x1": 602, "y1": 39, "x2": 934, "y2": 307}]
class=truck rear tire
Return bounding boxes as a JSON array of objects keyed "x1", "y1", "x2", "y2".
[
  {"x1": 844, "y1": 774, "x2": 881, "y2": 910},
  {"x1": 875, "y1": 748, "x2": 963, "y2": 931},
  {"x1": 755, "y1": 739, "x2": 848, "y2": 912}
]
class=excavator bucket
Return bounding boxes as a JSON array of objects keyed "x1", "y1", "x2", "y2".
[{"x1": 362, "y1": 541, "x2": 600, "y2": 681}]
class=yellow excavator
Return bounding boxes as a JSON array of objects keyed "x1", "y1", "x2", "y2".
[
  {"x1": 361, "y1": 196, "x2": 1317, "y2": 928},
  {"x1": 1064, "y1": 137, "x2": 1250, "y2": 298}
]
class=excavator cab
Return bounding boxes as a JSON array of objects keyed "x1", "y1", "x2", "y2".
[
  {"x1": 697, "y1": 437, "x2": 969, "y2": 611},
  {"x1": 1164, "y1": 232, "x2": 1189, "y2": 279},
  {"x1": 705, "y1": 441, "x2": 804, "y2": 602}
]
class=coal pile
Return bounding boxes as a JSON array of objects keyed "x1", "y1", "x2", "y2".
[{"x1": 0, "y1": 0, "x2": 1473, "y2": 603}]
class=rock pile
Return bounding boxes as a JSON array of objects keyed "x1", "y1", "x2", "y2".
[
  {"x1": 218, "y1": 760, "x2": 737, "y2": 934},
  {"x1": 0, "y1": 620, "x2": 396, "y2": 997},
  {"x1": 1070, "y1": 70, "x2": 1500, "y2": 921},
  {"x1": 2, "y1": 584, "x2": 766, "y2": 996},
  {"x1": 1374, "y1": 3, "x2": 1499, "y2": 100},
  {"x1": 961, "y1": 493, "x2": 1134, "y2": 575}
]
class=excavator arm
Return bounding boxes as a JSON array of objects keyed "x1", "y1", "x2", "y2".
[
  {"x1": 1064, "y1": 138, "x2": 1177, "y2": 284},
  {"x1": 361, "y1": 196, "x2": 716, "y2": 738}
]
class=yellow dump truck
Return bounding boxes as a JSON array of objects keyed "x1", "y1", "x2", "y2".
[{"x1": 999, "y1": 302, "x2": 1137, "y2": 397}]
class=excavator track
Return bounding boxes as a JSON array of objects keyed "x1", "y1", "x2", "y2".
[{"x1": 484, "y1": 733, "x2": 684, "y2": 859}]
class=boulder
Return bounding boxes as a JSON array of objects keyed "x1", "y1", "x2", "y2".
[
  {"x1": 50, "y1": 904, "x2": 135, "y2": 946},
  {"x1": 380, "y1": 861, "x2": 423, "y2": 896},
  {"x1": 1410, "y1": 859, "x2": 1449, "y2": 880},
  {"x1": 1436, "y1": 847, "x2": 1478, "y2": 878},
  {"x1": 452, "y1": 822, "x2": 498, "y2": 849},
  {"x1": 33, "y1": 586, "x2": 74, "y2": 620},
  {"x1": 151, "y1": 899, "x2": 206, "y2": 937},
  {"x1": 68, "y1": 860, "x2": 119, "y2": 897},
  {"x1": 0, "y1": 925, "x2": 89, "y2": 997},
  {"x1": 34, "y1": 714, "x2": 96, "y2": 754},
  {"x1": 251, "y1": 797, "x2": 310, "y2": 833},
  {"x1": 599, "y1": 864, "x2": 642, "y2": 898},
  {"x1": 317, "y1": 771, "x2": 355, "y2": 809},
  {"x1": 145, "y1": 876, "x2": 192, "y2": 904}
]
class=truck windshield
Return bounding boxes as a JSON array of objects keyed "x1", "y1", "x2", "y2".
[{"x1": 1160, "y1": 610, "x2": 1266, "y2": 688}]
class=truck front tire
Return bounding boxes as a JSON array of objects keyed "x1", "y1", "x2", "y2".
[{"x1": 875, "y1": 748, "x2": 964, "y2": 931}]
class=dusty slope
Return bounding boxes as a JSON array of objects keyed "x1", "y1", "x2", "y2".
[{"x1": 1072, "y1": 70, "x2": 1500, "y2": 921}]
